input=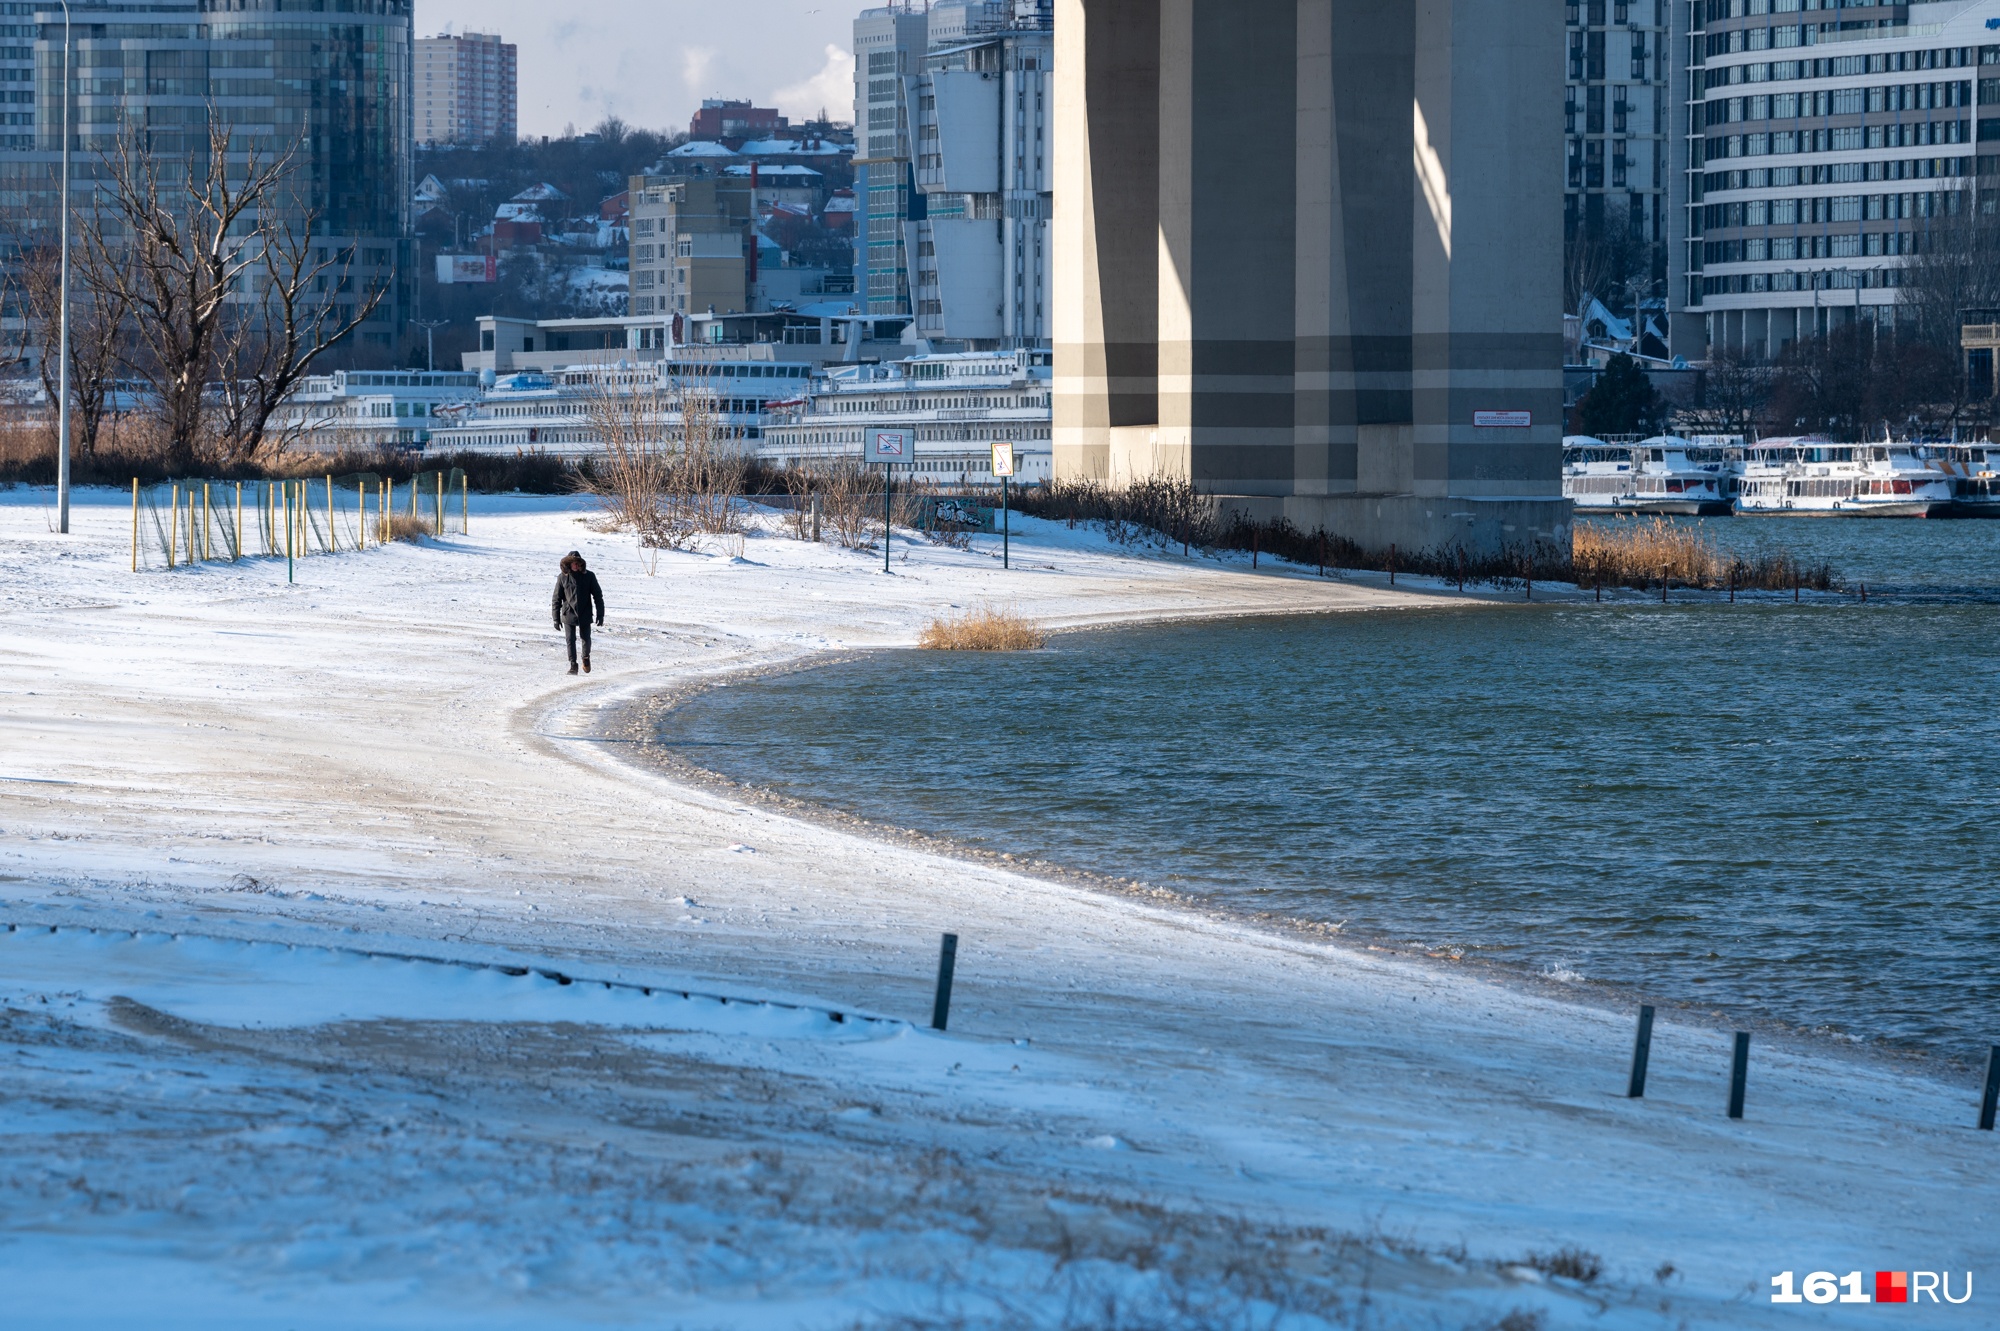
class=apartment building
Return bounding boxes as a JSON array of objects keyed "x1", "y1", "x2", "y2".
[
  {"x1": 1687, "y1": 0, "x2": 2000, "y2": 359},
  {"x1": 911, "y1": 0, "x2": 1052, "y2": 349},
  {"x1": 1, "y1": 0, "x2": 414, "y2": 348},
  {"x1": 416, "y1": 31, "x2": 517, "y2": 149},
  {"x1": 854, "y1": 4, "x2": 931, "y2": 316},
  {"x1": 1569, "y1": 0, "x2": 1698, "y2": 351},
  {"x1": 628, "y1": 174, "x2": 754, "y2": 321}
]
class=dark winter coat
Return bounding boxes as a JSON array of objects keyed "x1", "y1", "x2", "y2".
[{"x1": 552, "y1": 559, "x2": 605, "y2": 627}]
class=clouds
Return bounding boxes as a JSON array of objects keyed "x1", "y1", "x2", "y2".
[
  {"x1": 771, "y1": 44, "x2": 857, "y2": 123},
  {"x1": 417, "y1": 0, "x2": 856, "y2": 139}
]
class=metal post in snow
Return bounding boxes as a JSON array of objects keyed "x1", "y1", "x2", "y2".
[
  {"x1": 883, "y1": 465, "x2": 893, "y2": 574},
  {"x1": 55, "y1": 0, "x2": 72, "y2": 535},
  {"x1": 1980, "y1": 1046, "x2": 2000, "y2": 1131},
  {"x1": 1627, "y1": 1005, "x2": 1655, "y2": 1099},
  {"x1": 1002, "y1": 474, "x2": 1010, "y2": 570},
  {"x1": 931, "y1": 933, "x2": 959, "y2": 1032},
  {"x1": 1728, "y1": 1031, "x2": 1751, "y2": 1120}
]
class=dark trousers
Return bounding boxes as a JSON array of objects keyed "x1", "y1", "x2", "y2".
[{"x1": 563, "y1": 616, "x2": 593, "y2": 665}]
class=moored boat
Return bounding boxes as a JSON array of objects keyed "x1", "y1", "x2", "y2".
[
  {"x1": 1735, "y1": 437, "x2": 1953, "y2": 517},
  {"x1": 1915, "y1": 443, "x2": 2000, "y2": 518},
  {"x1": 1562, "y1": 434, "x2": 1735, "y2": 516}
]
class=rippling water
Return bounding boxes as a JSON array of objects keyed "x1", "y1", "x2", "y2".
[{"x1": 653, "y1": 518, "x2": 2000, "y2": 1057}]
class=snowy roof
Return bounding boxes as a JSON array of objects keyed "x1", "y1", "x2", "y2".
[
  {"x1": 737, "y1": 136, "x2": 853, "y2": 158},
  {"x1": 414, "y1": 173, "x2": 449, "y2": 203},
  {"x1": 511, "y1": 182, "x2": 570, "y2": 203},
  {"x1": 494, "y1": 202, "x2": 544, "y2": 223},
  {"x1": 792, "y1": 300, "x2": 866, "y2": 318},
  {"x1": 665, "y1": 141, "x2": 739, "y2": 159},
  {"x1": 724, "y1": 165, "x2": 822, "y2": 180},
  {"x1": 823, "y1": 195, "x2": 858, "y2": 214},
  {"x1": 1580, "y1": 297, "x2": 1633, "y2": 344}
]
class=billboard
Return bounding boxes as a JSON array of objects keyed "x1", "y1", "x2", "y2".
[{"x1": 436, "y1": 255, "x2": 497, "y2": 285}]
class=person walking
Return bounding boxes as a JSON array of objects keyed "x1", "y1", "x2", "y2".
[{"x1": 551, "y1": 551, "x2": 605, "y2": 675}]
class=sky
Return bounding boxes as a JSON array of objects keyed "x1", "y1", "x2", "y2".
[{"x1": 417, "y1": 1, "x2": 860, "y2": 141}]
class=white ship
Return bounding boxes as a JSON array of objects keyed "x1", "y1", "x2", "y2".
[
  {"x1": 1735, "y1": 437, "x2": 1953, "y2": 517},
  {"x1": 1562, "y1": 434, "x2": 1735, "y2": 516},
  {"x1": 1915, "y1": 443, "x2": 2000, "y2": 517}
]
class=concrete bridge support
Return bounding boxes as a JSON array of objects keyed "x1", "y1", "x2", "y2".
[{"x1": 1054, "y1": 0, "x2": 1571, "y2": 558}]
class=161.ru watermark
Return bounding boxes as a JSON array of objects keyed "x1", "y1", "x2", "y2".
[{"x1": 1771, "y1": 1271, "x2": 1973, "y2": 1305}]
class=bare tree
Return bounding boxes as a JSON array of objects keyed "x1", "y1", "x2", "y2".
[
  {"x1": 212, "y1": 211, "x2": 386, "y2": 463},
  {"x1": 1898, "y1": 196, "x2": 2000, "y2": 356},
  {"x1": 80, "y1": 114, "x2": 377, "y2": 470},
  {"x1": 1678, "y1": 346, "x2": 1771, "y2": 438},
  {"x1": 0, "y1": 230, "x2": 131, "y2": 458}
]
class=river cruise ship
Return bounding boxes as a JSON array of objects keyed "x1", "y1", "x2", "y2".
[
  {"x1": 1914, "y1": 444, "x2": 2000, "y2": 517},
  {"x1": 1735, "y1": 437, "x2": 1953, "y2": 517},
  {"x1": 1562, "y1": 435, "x2": 1736, "y2": 516}
]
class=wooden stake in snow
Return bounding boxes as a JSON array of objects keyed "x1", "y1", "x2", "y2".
[
  {"x1": 931, "y1": 933, "x2": 959, "y2": 1032},
  {"x1": 1728, "y1": 1031, "x2": 1751, "y2": 1119},
  {"x1": 1627, "y1": 1005, "x2": 1655, "y2": 1099},
  {"x1": 1979, "y1": 1046, "x2": 2000, "y2": 1131}
]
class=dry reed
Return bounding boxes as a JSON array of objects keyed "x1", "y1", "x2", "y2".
[
  {"x1": 384, "y1": 514, "x2": 431, "y2": 543},
  {"x1": 918, "y1": 605, "x2": 1048, "y2": 652},
  {"x1": 1572, "y1": 517, "x2": 1836, "y2": 591}
]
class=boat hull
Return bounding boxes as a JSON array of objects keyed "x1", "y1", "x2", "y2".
[
  {"x1": 1573, "y1": 499, "x2": 1732, "y2": 516},
  {"x1": 1736, "y1": 500, "x2": 1952, "y2": 518}
]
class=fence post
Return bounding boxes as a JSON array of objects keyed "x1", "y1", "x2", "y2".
[
  {"x1": 130, "y1": 479, "x2": 139, "y2": 573},
  {"x1": 461, "y1": 471, "x2": 469, "y2": 535},
  {"x1": 1728, "y1": 1032, "x2": 1751, "y2": 1119},
  {"x1": 436, "y1": 471, "x2": 444, "y2": 537},
  {"x1": 234, "y1": 482, "x2": 242, "y2": 561},
  {"x1": 325, "y1": 474, "x2": 335, "y2": 553},
  {"x1": 1980, "y1": 1046, "x2": 2000, "y2": 1131},
  {"x1": 810, "y1": 492, "x2": 822, "y2": 543},
  {"x1": 931, "y1": 933, "x2": 959, "y2": 1032},
  {"x1": 1627, "y1": 1005, "x2": 1655, "y2": 1098},
  {"x1": 167, "y1": 483, "x2": 177, "y2": 569}
]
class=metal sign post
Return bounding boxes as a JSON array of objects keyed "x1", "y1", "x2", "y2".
[
  {"x1": 869, "y1": 429, "x2": 913, "y2": 574},
  {"x1": 991, "y1": 442, "x2": 1016, "y2": 570}
]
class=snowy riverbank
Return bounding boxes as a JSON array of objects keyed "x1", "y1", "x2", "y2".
[{"x1": 1, "y1": 488, "x2": 1990, "y2": 1329}]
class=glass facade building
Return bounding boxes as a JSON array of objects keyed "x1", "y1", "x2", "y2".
[
  {"x1": 2, "y1": 0, "x2": 413, "y2": 346},
  {"x1": 1685, "y1": 0, "x2": 2000, "y2": 360}
]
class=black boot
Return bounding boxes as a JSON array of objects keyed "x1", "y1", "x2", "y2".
[{"x1": 568, "y1": 663, "x2": 579, "y2": 675}]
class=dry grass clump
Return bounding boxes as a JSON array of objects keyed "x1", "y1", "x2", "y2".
[
  {"x1": 1573, "y1": 517, "x2": 1835, "y2": 592},
  {"x1": 385, "y1": 514, "x2": 431, "y2": 543},
  {"x1": 918, "y1": 605, "x2": 1047, "y2": 652},
  {"x1": 1573, "y1": 518, "x2": 1721, "y2": 587}
]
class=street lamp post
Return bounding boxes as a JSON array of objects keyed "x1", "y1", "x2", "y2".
[
  {"x1": 55, "y1": 0, "x2": 71, "y2": 534},
  {"x1": 412, "y1": 319, "x2": 448, "y2": 373}
]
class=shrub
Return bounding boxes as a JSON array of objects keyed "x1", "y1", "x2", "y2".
[
  {"x1": 1525, "y1": 1246, "x2": 1603, "y2": 1284},
  {"x1": 918, "y1": 606, "x2": 1047, "y2": 652}
]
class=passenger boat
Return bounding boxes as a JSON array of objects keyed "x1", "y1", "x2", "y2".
[
  {"x1": 1562, "y1": 435, "x2": 1735, "y2": 516},
  {"x1": 1915, "y1": 443, "x2": 2000, "y2": 517},
  {"x1": 1735, "y1": 437, "x2": 1953, "y2": 517}
]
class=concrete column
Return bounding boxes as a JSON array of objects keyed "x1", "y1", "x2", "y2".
[
  {"x1": 1294, "y1": 1, "x2": 1414, "y2": 498},
  {"x1": 1052, "y1": 0, "x2": 1159, "y2": 482},
  {"x1": 1409, "y1": 0, "x2": 1564, "y2": 503},
  {"x1": 1159, "y1": 0, "x2": 1297, "y2": 498}
]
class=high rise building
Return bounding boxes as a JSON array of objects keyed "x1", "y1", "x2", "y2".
[
  {"x1": 2, "y1": 0, "x2": 415, "y2": 349},
  {"x1": 628, "y1": 173, "x2": 754, "y2": 321},
  {"x1": 911, "y1": 0, "x2": 1053, "y2": 349},
  {"x1": 416, "y1": 31, "x2": 517, "y2": 150},
  {"x1": 1567, "y1": 0, "x2": 1698, "y2": 353},
  {"x1": 1687, "y1": 0, "x2": 2000, "y2": 360},
  {"x1": 853, "y1": 4, "x2": 930, "y2": 317}
]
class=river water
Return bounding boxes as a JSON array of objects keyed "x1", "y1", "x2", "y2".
[{"x1": 651, "y1": 518, "x2": 2000, "y2": 1058}]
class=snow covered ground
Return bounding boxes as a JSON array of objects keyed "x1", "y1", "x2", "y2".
[{"x1": 0, "y1": 487, "x2": 1991, "y2": 1329}]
